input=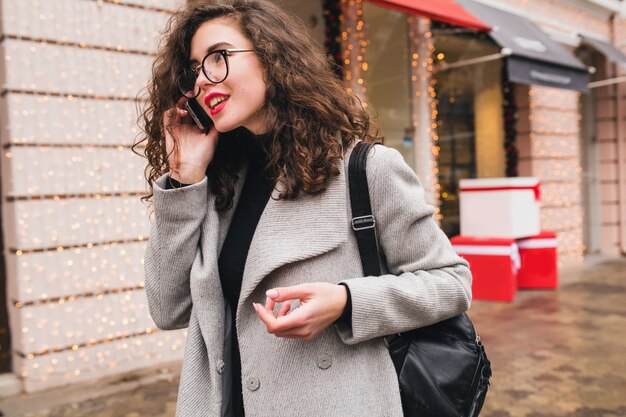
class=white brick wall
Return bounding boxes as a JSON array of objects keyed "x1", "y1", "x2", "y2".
[{"x1": 1, "y1": 0, "x2": 186, "y2": 393}]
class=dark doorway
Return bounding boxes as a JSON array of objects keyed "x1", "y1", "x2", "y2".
[
  {"x1": 0, "y1": 176, "x2": 12, "y2": 372},
  {"x1": 436, "y1": 93, "x2": 477, "y2": 237}
]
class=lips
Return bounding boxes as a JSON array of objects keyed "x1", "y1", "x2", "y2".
[{"x1": 204, "y1": 92, "x2": 230, "y2": 116}]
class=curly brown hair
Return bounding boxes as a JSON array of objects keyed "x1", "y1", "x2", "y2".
[{"x1": 134, "y1": 0, "x2": 381, "y2": 211}]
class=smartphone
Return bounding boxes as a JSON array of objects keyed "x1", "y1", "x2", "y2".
[{"x1": 185, "y1": 97, "x2": 213, "y2": 131}]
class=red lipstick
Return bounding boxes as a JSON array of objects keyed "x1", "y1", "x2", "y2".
[{"x1": 204, "y1": 92, "x2": 229, "y2": 116}]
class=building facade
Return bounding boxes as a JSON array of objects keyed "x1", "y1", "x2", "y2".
[{"x1": 328, "y1": 0, "x2": 626, "y2": 265}]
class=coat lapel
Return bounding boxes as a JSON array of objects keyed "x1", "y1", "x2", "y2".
[
  {"x1": 237, "y1": 159, "x2": 348, "y2": 316},
  {"x1": 194, "y1": 165, "x2": 246, "y2": 356}
]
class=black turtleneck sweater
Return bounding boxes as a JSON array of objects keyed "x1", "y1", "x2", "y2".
[{"x1": 217, "y1": 134, "x2": 274, "y2": 416}]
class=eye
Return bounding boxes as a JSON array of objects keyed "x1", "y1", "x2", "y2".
[{"x1": 209, "y1": 51, "x2": 226, "y2": 64}]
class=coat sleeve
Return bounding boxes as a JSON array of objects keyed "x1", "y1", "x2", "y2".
[
  {"x1": 336, "y1": 145, "x2": 472, "y2": 344},
  {"x1": 144, "y1": 174, "x2": 208, "y2": 330}
]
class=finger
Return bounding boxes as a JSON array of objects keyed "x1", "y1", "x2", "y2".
[
  {"x1": 177, "y1": 107, "x2": 189, "y2": 118},
  {"x1": 263, "y1": 296, "x2": 276, "y2": 314},
  {"x1": 277, "y1": 301, "x2": 291, "y2": 318},
  {"x1": 176, "y1": 95, "x2": 188, "y2": 107},
  {"x1": 254, "y1": 302, "x2": 306, "y2": 334},
  {"x1": 266, "y1": 284, "x2": 313, "y2": 302},
  {"x1": 172, "y1": 104, "x2": 194, "y2": 126},
  {"x1": 253, "y1": 303, "x2": 276, "y2": 329},
  {"x1": 165, "y1": 97, "x2": 191, "y2": 125},
  {"x1": 263, "y1": 305, "x2": 309, "y2": 334},
  {"x1": 163, "y1": 107, "x2": 183, "y2": 139}
]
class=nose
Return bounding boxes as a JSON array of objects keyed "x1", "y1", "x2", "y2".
[{"x1": 195, "y1": 68, "x2": 217, "y2": 90}]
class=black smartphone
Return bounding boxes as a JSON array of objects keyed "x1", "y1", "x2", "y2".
[{"x1": 185, "y1": 97, "x2": 213, "y2": 131}]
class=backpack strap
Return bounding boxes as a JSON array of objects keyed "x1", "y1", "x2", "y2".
[{"x1": 348, "y1": 141, "x2": 382, "y2": 277}]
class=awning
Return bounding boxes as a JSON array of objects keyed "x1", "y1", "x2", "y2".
[
  {"x1": 580, "y1": 36, "x2": 626, "y2": 89},
  {"x1": 580, "y1": 36, "x2": 626, "y2": 70},
  {"x1": 366, "y1": 0, "x2": 491, "y2": 31},
  {"x1": 458, "y1": 0, "x2": 589, "y2": 92}
]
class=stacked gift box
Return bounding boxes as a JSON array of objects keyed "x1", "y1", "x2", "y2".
[{"x1": 451, "y1": 177, "x2": 558, "y2": 302}]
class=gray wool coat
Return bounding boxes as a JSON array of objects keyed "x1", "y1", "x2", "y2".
[{"x1": 144, "y1": 144, "x2": 473, "y2": 417}]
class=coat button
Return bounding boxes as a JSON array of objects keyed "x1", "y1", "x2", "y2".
[
  {"x1": 246, "y1": 377, "x2": 260, "y2": 391},
  {"x1": 317, "y1": 354, "x2": 332, "y2": 370},
  {"x1": 216, "y1": 360, "x2": 225, "y2": 374}
]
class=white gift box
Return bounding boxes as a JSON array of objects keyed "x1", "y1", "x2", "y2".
[{"x1": 459, "y1": 177, "x2": 541, "y2": 239}]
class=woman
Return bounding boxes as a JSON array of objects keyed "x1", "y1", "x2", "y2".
[{"x1": 137, "y1": 1, "x2": 472, "y2": 416}]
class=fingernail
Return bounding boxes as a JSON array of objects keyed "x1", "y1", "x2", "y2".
[
  {"x1": 252, "y1": 303, "x2": 259, "y2": 311},
  {"x1": 266, "y1": 289, "x2": 278, "y2": 299}
]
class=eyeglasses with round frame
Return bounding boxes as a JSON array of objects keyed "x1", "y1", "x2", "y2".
[{"x1": 178, "y1": 48, "x2": 256, "y2": 99}]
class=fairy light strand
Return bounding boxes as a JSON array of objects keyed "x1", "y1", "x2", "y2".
[
  {"x1": 524, "y1": 85, "x2": 584, "y2": 264},
  {"x1": 339, "y1": 0, "x2": 369, "y2": 107},
  {"x1": 407, "y1": 16, "x2": 440, "y2": 212}
]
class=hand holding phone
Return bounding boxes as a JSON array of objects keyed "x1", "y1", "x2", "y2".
[{"x1": 163, "y1": 97, "x2": 218, "y2": 184}]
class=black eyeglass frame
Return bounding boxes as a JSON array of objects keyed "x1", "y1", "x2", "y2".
[{"x1": 178, "y1": 48, "x2": 256, "y2": 98}]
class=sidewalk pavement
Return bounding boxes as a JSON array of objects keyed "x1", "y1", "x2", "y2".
[{"x1": 1, "y1": 257, "x2": 625, "y2": 417}]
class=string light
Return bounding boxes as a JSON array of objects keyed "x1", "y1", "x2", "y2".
[
  {"x1": 4, "y1": 0, "x2": 173, "y2": 50},
  {"x1": 482, "y1": 1, "x2": 623, "y2": 260},
  {"x1": 338, "y1": 5, "x2": 439, "y2": 212},
  {"x1": 339, "y1": 0, "x2": 368, "y2": 106},
  {"x1": 407, "y1": 16, "x2": 440, "y2": 212},
  {"x1": 12, "y1": 243, "x2": 146, "y2": 303},
  {"x1": 428, "y1": 33, "x2": 440, "y2": 213},
  {"x1": 522, "y1": 85, "x2": 584, "y2": 264},
  {"x1": 1, "y1": 0, "x2": 183, "y2": 392},
  {"x1": 14, "y1": 330, "x2": 186, "y2": 392}
]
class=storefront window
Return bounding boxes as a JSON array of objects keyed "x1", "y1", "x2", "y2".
[
  {"x1": 362, "y1": 3, "x2": 413, "y2": 166},
  {"x1": 436, "y1": 91, "x2": 476, "y2": 236},
  {"x1": 434, "y1": 31, "x2": 503, "y2": 236}
]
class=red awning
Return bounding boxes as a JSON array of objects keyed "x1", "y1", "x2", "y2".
[{"x1": 366, "y1": 0, "x2": 491, "y2": 31}]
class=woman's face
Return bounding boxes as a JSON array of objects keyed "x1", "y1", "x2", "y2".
[{"x1": 189, "y1": 18, "x2": 268, "y2": 134}]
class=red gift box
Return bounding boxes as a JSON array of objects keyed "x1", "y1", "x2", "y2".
[
  {"x1": 451, "y1": 236, "x2": 519, "y2": 302},
  {"x1": 516, "y1": 231, "x2": 558, "y2": 289}
]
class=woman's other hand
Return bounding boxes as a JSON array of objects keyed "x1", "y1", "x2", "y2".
[
  {"x1": 164, "y1": 96, "x2": 219, "y2": 184},
  {"x1": 253, "y1": 283, "x2": 348, "y2": 341}
]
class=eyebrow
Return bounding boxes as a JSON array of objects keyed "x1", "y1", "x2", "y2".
[{"x1": 189, "y1": 42, "x2": 235, "y2": 65}]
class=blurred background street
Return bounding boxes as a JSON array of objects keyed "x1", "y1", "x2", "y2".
[{"x1": 1, "y1": 257, "x2": 624, "y2": 417}]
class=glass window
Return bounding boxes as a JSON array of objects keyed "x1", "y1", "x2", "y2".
[
  {"x1": 434, "y1": 30, "x2": 503, "y2": 236},
  {"x1": 362, "y1": 3, "x2": 413, "y2": 166}
]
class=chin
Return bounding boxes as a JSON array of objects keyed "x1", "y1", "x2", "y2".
[{"x1": 213, "y1": 121, "x2": 238, "y2": 134}]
